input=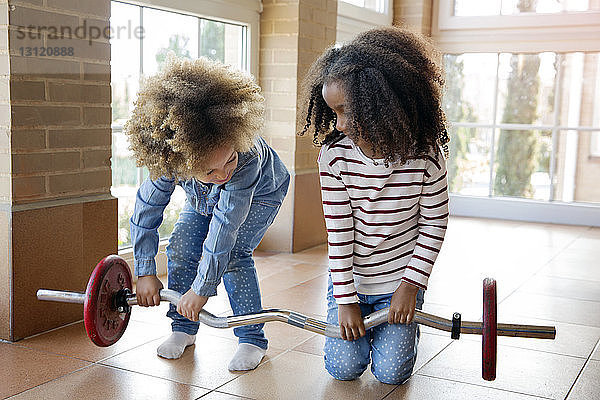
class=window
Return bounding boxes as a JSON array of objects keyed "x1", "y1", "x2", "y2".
[
  {"x1": 337, "y1": 0, "x2": 392, "y2": 43},
  {"x1": 433, "y1": 0, "x2": 600, "y2": 224},
  {"x1": 110, "y1": 1, "x2": 254, "y2": 248},
  {"x1": 341, "y1": 0, "x2": 387, "y2": 13},
  {"x1": 592, "y1": 132, "x2": 600, "y2": 157},
  {"x1": 454, "y1": 0, "x2": 599, "y2": 16},
  {"x1": 444, "y1": 51, "x2": 600, "y2": 204}
]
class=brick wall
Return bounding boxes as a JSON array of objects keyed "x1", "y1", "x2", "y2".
[
  {"x1": 393, "y1": 0, "x2": 433, "y2": 35},
  {"x1": 258, "y1": 0, "x2": 336, "y2": 252},
  {"x1": 1, "y1": 0, "x2": 116, "y2": 341},
  {"x1": 8, "y1": 0, "x2": 111, "y2": 204}
]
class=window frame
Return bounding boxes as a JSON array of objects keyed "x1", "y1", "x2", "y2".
[
  {"x1": 432, "y1": 0, "x2": 600, "y2": 53},
  {"x1": 433, "y1": 0, "x2": 600, "y2": 227},
  {"x1": 119, "y1": 0, "x2": 261, "y2": 77},
  {"x1": 337, "y1": 0, "x2": 393, "y2": 43}
]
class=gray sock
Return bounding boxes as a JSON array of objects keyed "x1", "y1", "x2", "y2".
[
  {"x1": 228, "y1": 343, "x2": 266, "y2": 371},
  {"x1": 156, "y1": 332, "x2": 196, "y2": 359}
]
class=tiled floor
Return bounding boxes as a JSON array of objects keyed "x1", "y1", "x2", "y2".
[{"x1": 2, "y1": 217, "x2": 600, "y2": 399}]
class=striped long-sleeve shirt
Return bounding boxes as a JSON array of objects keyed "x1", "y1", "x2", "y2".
[{"x1": 318, "y1": 136, "x2": 449, "y2": 305}]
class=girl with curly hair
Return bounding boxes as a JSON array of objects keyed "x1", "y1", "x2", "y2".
[
  {"x1": 300, "y1": 26, "x2": 449, "y2": 384},
  {"x1": 126, "y1": 56, "x2": 289, "y2": 371}
]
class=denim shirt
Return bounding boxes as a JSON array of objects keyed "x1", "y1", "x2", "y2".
[{"x1": 130, "y1": 136, "x2": 290, "y2": 296}]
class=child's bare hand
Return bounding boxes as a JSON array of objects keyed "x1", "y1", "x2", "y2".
[
  {"x1": 338, "y1": 303, "x2": 365, "y2": 341},
  {"x1": 136, "y1": 275, "x2": 163, "y2": 307},
  {"x1": 177, "y1": 289, "x2": 209, "y2": 322},
  {"x1": 389, "y1": 282, "x2": 419, "y2": 324}
]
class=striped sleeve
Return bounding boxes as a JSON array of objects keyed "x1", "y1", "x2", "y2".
[
  {"x1": 318, "y1": 147, "x2": 359, "y2": 304},
  {"x1": 404, "y1": 154, "x2": 449, "y2": 289}
]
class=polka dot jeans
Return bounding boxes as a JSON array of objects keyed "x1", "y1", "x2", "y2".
[
  {"x1": 323, "y1": 278, "x2": 425, "y2": 385},
  {"x1": 165, "y1": 200, "x2": 280, "y2": 350}
]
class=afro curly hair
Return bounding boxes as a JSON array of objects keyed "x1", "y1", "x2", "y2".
[
  {"x1": 124, "y1": 55, "x2": 265, "y2": 179},
  {"x1": 300, "y1": 26, "x2": 449, "y2": 165}
]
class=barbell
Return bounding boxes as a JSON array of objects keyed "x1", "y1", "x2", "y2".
[{"x1": 37, "y1": 255, "x2": 556, "y2": 381}]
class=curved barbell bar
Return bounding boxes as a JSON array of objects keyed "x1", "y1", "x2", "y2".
[{"x1": 36, "y1": 288, "x2": 555, "y2": 340}]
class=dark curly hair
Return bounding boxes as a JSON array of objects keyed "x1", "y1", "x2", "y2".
[
  {"x1": 124, "y1": 55, "x2": 264, "y2": 179},
  {"x1": 299, "y1": 26, "x2": 449, "y2": 165}
]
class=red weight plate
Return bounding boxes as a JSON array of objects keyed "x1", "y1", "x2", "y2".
[
  {"x1": 84, "y1": 255, "x2": 132, "y2": 347},
  {"x1": 482, "y1": 277, "x2": 497, "y2": 381}
]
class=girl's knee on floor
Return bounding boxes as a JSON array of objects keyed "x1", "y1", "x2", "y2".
[
  {"x1": 323, "y1": 341, "x2": 371, "y2": 381},
  {"x1": 324, "y1": 357, "x2": 369, "y2": 381},
  {"x1": 371, "y1": 354, "x2": 416, "y2": 385}
]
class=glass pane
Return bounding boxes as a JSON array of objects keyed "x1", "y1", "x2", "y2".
[
  {"x1": 592, "y1": 131, "x2": 600, "y2": 156},
  {"x1": 501, "y1": 0, "x2": 598, "y2": 14},
  {"x1": 496, "y1": 52, "x2": 557, "y2": 126},
  {"x1": 492, "y1": 129, "x2": 552, "y2": 200},
  {"x1": 200, "y1": 19, "x2": 246, "y2": 72},
  {"x1": 142, "y1": 8, "x2": 198, "y2": 76},
  {"x1": 558, "y1": 52, "x2": 600, "y2": 128},
  {"x1": 455, "y1": 0, "x2": 599, "y2": 15},
  {"x1": 553, "y1": 130, "x2": 600, "y2": 204},
  {"x1": 110, "y1": 2, "x2": 141, "y2": 249},
  {"x1": 443, "y1": 53, "x2": 498, "y2": 123},
  {"x1": 341, "y1": 0, "x2": 386, "y2": 13},
  {"x1": 112, "y1": 126, "x2": 138, "y2": 248},
  {"x1": 158, "y1": 187, "x2": 187, "y2": 239},
  {"x1": 223, "y1": 22, "x2": 246, "y2": 72},
  {"x1": 448, "y1": 127, "x2": 493, "y2": 196},
  {"x1": 454, "y1": 0, "x2": 502, "y2": 16},
  {"x1": 111, "y1": 2, "x2": 140, "y2": 126}
]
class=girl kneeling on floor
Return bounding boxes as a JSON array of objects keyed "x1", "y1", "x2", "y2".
[{"x1": 301, "y1": 26, "x2": 450, "y2": 384}]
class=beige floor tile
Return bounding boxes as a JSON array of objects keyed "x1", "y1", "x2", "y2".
[
  {"x1": 0, "y1": 342, "x2": 90, "y2": 398},
  {"x1": 586, "y1": 227, "x2": 600, "y2": 238},
  {"x1": 101, "y1": 334, "x2": 284, "y2": 390},
  {"x1": 262, "y1": 320, "x2": 318, "y2": 351},
  {"x1": 259, "y1": 263, "x2": 327, "y2": 297},
  {"x1": 200, "y1": 391, "x2": 255, "y2": 400},
  {"x1": 128, "y1": 300, "x2": 172, "y2": 325},
  {"x1": 421, "y1": 301, "x2": 481, "y2": 325},
  {"x1": 566, "y1": 360, "x2": 600, "y2": 400},
  {"x1": 499, "y1": 292, "x2": 600, "y2": 327},
  {"x1": 196, "y1": 321, "x2": 239, "y2": 341},
  {"x1": 539, "y1": 261, "x2": 600, "y2": 283},
  {"x1": 417, "y1": 339, "x2": 586, "y2": 399},
  {"x1": 565, "y1": 237, "x2": 600, "y2": 251},
  {"x1": 413, "y1": 332, "x2": 453, "y2": 371},
  {"x1": 517, "y1": 275, "x2": 600, "y2": 302},
  {"x1": 510, "y1": 225, "x2": 584, "y2": 249},
  {"x1": 263, "y1": 275, "x2": 328, "y2": 317},
  {"x1": 543, "y1": 246, "x2": 599, "y2": 264},
  {"x1": 592, "y1": 343, "x2": 600, "y2": 361},
  {"x1": 388, "y1": 374, "x2": 547, "y2": 399},
  {"x1": 217, "y1": 350, "x2": 397, "y2": 400},
  {"x1": 8, "y1": 364, "x2": 208, "y2": 400},
  {"x1": 495, "y1": 317, "x2": 600, "y2": 359},
  {"x1": 292, "y1": 334, "x2": 325, "y2": 356},
  {"x1": 254, "y1": 257, "x2": 296, "y2": 281},
  {"x1": 270, "y1": 249, "x2": 329, "y2": 267},
  {"x1": 425, "y1": 276, "x2": 505, "y2": 318},
  {"x1": 17, "y1": 319, "x2": 171, "y2": 362}
]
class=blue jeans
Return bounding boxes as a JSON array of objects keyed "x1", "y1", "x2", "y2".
[
  {"x1": 324, "y1": 278, "x2": 425, "y2": 384},
  {"x1": 165, "y1": 200, "x2": 281, "y2": 349}
]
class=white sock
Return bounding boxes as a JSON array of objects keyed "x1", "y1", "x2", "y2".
[
  {"x1": 157, "y1": 332, "x2": 196, "y2": 359},
  {"x1": 228, "y1": 343, "x2": 266, "y2": 371}
]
